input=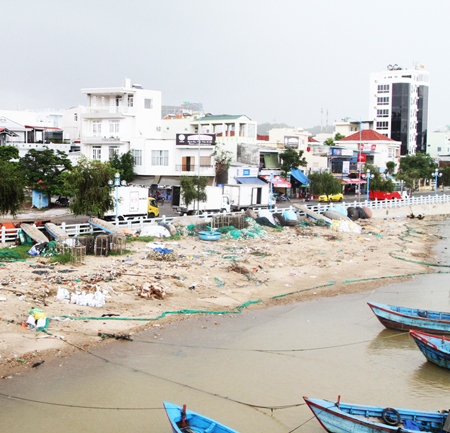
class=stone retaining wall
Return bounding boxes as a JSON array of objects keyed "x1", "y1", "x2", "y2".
[{"x1": 371, "y1": 202, "x2": 450, "y2": 219}]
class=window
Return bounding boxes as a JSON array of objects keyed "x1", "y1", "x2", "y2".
[
  {"x1": 128, "y1": 95, "x2": 134, "y2": 107},
  {"x1": 151, "y1": 150, "x2": 168, "y2": 166},
  {"x1": 377, "y1": 97, "x2": 389, "y2": 105},
  {"x1": 93, "y1": 146, "x2": 101, "y2": 160},
  {"x1": 109, "y1": 120, "x2": 120, "y2": 135},
  {"x1": 109, "y1": 146, "x2": 119, "y2": 159},
  {"x1": 132, "y1": 149, "x2": 142, "y2": 166},
  {"x1": 388, "y1": 148, "x2": 394, "y2": 158},
  {"x1": 74, "y1": 113, "x2": 78, "y2": 121},
  {"x1": 93, "y1": 120, "x2": 102, "y2": 136},
  {"x1": 438, "y1": 147, "x2": 442, "y2": 152},
  {"x1": 377, "y1": 84, "x2": 390, "y2": 93},
  {"x1": 145, "y1": 99, "x2": 153, "y2": 109},
  {"x1": 376, "y1": 121, "x2": 389, "y2": 130},
  {"x1": 377, "y1": 109, "x2": 389, "y2": 118},
  {"x1": 247, "y1": 123, "x2": 256, "y2": 138}
]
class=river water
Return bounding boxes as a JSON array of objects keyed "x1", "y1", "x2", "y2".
[{"x1": 2, "y1": 227, "x2": 450, "y2": 433}]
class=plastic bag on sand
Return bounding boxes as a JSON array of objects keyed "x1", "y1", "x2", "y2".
[
  {"x1": 140, "y1": 225, "x2": 171, "y2": 238},
  {"x1": 330, "y1": 219, "x2": 361, "y2": 234},
  {"x1": 71, "y1": 290, "x2": 106, "y2": 307}
]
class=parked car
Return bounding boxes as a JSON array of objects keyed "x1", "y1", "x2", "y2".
[{"x1": 318, "y1": 193, "x2": 344, "y2": 202}]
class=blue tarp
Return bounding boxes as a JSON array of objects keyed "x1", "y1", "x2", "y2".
[
  {"x1": 236, "y1": 177, "x2": 267, "y2": 185},
  {"x1": 290, "y1": 169, "x2": 310, "y2": 186}
]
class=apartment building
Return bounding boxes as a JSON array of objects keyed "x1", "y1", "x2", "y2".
[{"x1": 369, "y1": 64, "x2": 429, "y2": 155}]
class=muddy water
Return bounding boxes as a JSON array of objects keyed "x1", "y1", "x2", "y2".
[{"x1": 2, "y1": 234, "x2": 450, "y2": 432}]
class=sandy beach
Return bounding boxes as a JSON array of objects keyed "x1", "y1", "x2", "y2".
[{"x1": 0, "y1": 213, "x2": 446, "y2": 378}]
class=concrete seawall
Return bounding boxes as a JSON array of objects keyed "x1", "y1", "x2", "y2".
[{"x1": 371, "y1": 202, "x2": 450, "y2": 219}]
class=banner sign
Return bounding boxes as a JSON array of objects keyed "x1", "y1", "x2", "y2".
[
  {"x1": 358, "y1": 143, "x2": 376, "y2": 151},
  {"x1": 342, "y1": 161, "x2": 350, "y2": 174},
  {"x1": 176, "y1": 133, "x2": 216, "y2": 146},
  {"x1": 284, "y1": 136, "x2": 300, "y2": 148},
  {"x1": 331, "y1": 148, "x2": 353, "y2": 156}
]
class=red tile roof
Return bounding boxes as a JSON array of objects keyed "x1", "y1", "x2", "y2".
[
  {"x1": 308, "y1": 136, "x2": 319, "y2": 143},
  {"x1": 339, "y1": 130, "x2": 397, "y2": 142},
  {"x1": 257, "y1": 134, "x2": 269, "y2": 141}
]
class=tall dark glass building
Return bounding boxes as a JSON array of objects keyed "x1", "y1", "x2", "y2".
[{"x1": 370, "y1": 65, "x2": 429, "y2": 155}]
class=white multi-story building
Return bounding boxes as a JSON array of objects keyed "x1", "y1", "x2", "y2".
[
  {"x1": 78, "y1": 79, "x2": 218, "y2": 184},
  {"x1": 80, "y1": 78, "x2": 162, "y2": 170},
  {"x1": 369, "y1": 64, "x2": 429, "y2": 155},
  {"x1": 427, "y1": 131, "x2": 450, "y2": 158}
]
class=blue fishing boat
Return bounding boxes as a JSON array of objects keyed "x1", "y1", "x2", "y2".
[
  {"x1": 367, "y1": 302, "x2": 450, "y2": 335},
  {"x1": 163, "y1": 402, "x2": 239, "y2": 433},
  {"x1": 304, "y1": 396, "x2": 449, "y2": 433},
  {"x1": 410, "y1": 330, "x2": 450, "y2": 369}
]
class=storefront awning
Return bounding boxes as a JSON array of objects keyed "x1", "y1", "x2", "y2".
[
  {"x1": 290, "y1": 168, "x2": 310, "y2": 186},
  {"x1": 260, "y1": 175, "x2": 292, "y2": 188},
  {"x1": 236, "y1": 177, "x2": 267, "y2": 185},
  {"x1": 342, "y1": 178, "x2": 366, "y2": 184}
]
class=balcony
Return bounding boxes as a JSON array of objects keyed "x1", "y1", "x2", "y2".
[
  {"x1": 175, "y1": 165, "x2": 215, "y2": 176},
  {"x1": 82, "y1": 106, "x2": 136, "y2": 118}
]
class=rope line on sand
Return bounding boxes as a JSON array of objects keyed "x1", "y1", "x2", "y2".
[{"x1": 10, "y1": 328, "x2": 306, "y2": 413}]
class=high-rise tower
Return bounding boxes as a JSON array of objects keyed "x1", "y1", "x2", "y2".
[{"x1": 369, "y1": 64, "x2": 429, "y2": 155}]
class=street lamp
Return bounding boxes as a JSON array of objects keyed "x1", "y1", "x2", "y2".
[
  {"x1": 108, "y1": 172, "x2": 121, "y2": 221},
  {"x1": 183, "y1": 100, "x2": 203, "y2": 213},
  {"x1": 366, "y1": 169, "x2": 374, "y2": 202},
  {"x1": 434, "y1": 168, "x2": 442, "y2": 198},
  {"x1": 345, "y1": 117, "x2": 362, "y2": 202}
]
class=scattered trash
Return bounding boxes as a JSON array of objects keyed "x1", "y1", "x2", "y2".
[{"x1": 138, "y1": 283, "x2": 165, "y2": 299}]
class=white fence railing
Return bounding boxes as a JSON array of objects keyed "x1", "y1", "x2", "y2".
[{"x1": 1, "y1": 194, "x2": 449, "y2": 245}]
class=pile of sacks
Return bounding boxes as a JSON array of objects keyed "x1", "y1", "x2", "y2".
[
  {"x1": 56, "y1": 287, "x2": 107, "y2": 307},
  {"x1": 324, "y1": 205, "x2": 372, "y2": 222}
]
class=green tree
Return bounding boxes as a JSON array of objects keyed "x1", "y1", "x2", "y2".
[
  {"x1": 212, "y1": 145, "x2": 232, "y2": 185},
  {"x1": 440, "y1": 166, "x2": 450, "y2": 191},
  {"x1": 323, "y1": 133, "x2": 345, "y2": 146},
  {"x1": 396, "y1": 153, "x2": 436, "y2": 191},
  {"x1": 279, "y1": 147, "x2": 307, "y2": 178},
  {"x1": 0, "y1": 161, "x2": 25, "y2": 216},
  {"x1": 385, "y1": 161, "x2": 397, "y2": 175},
  {"x1": 19, "y1": 148, "x2": 72, "y2": 199},
  {"x1": 110, "y1": 150, "x2": 136, "y2": 183},
  {"x1": 309, "y1": 171, "x2": 342, "y2": 199},
  {"x1": 63, "y1": 157, "x2": 116, "y2": 217},
  {"x1": 0, "y1": 146, "x2": 19, "y2": 162},
  {"x1": 180, "y1": 176, "x2": 208, "y2": 211},
  {"x1": 364, "y1": 164, "x2": 394, "y2": 193}
]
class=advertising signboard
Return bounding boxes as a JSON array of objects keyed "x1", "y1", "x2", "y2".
[{"x1": 176, "y1": 133, "x2": 216, "y2": 146}]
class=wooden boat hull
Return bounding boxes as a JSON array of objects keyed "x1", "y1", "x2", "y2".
[
  {"x1": 410, "y1": 331, "x2": 450, "y2": 369},
  {"x1": 304, "y1": 397, "x2": 447, "y2": 433},
  {"x1": 20, "y1": 223, "x2": 48, "y2": 244},
  {"x1": 163, "y1": 402, "x2": 239, "y2": 433},
  {"x1": 368, "y1": 302, "x2": 450, "y2": 335}
]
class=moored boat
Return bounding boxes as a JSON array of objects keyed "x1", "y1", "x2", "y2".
[
  {"x1": 304, "y1": 396, "x2": 449, "y2": 433},
  {"x1": 367, "y1": 302, "x2": 450, "y2": 335},
  {"x1": 410, "y1": 330, "x2": 450, "y2": 369},
  {"x1": 163, "y1": 401, "x2": 240, "y2": 433}
]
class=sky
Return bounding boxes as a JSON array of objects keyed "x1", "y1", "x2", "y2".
[{"x1": 2, "y1": 0, "x2": 449, "y2": 131}]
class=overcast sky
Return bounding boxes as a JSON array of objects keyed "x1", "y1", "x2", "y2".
[{"x1": 2, "y1": 0, "x2": 449, "y2": 131}]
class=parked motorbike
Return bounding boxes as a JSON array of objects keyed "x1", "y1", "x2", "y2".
[
  {"x1": 55, "y1": 196, "x2": 70, "y2": 207},
  {"x1": 275, "y1": 193, "x2": 290, "y2": 203}
]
